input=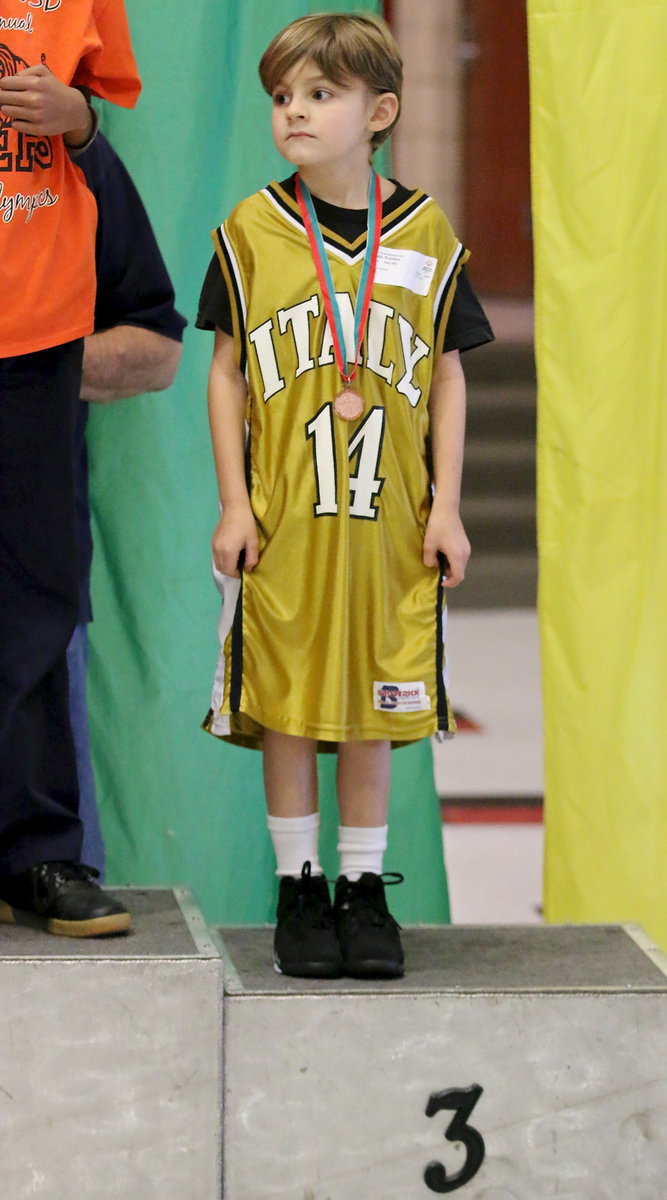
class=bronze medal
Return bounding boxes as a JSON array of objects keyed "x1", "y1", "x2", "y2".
[{"x1": 334, "y1": 388, "x2": 364, "y2": 422}]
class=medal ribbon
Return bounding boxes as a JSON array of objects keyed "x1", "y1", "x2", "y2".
[{"x1": 295, "y1": 171, "x2": 382, "y2": 386}]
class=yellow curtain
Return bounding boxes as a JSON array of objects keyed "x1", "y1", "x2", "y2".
[{"x1": 528, "y1": 0, "x2": 667, "y2": 947}]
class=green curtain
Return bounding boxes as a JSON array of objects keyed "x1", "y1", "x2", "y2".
[{"x1": 88, "y1": 0, "x2": 450, "y2": 925}]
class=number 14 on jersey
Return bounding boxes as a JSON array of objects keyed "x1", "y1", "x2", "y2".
[{"x1": 306, "y1": 403, "x2": 386, "y2": 521}]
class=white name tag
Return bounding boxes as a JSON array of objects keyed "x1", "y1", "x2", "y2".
[
  {"x1": 374, "y1": 247, "x2": 437, "y2": 296},
  {"x1": 373, "y1": 681, "x2": 431, "y2": 713}
]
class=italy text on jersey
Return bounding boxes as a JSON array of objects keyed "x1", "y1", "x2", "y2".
[{"x1": 248, "y1": 292, "x2": 430, "y2": 409}]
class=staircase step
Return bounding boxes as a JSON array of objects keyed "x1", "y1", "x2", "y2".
[
  {"x1": 460, "y1": 494, "x2": 536, "y2": 552},
  {"x1": 463, "y1": 340, "x2": 536, "y2": 386},
  {"x1": 466, "y1": 384, "x2": 537, "y2": 439},
  {"x1": 463, "y1": 438, "x2": 536, "y2": 494},
  {"x1": 449, "y1": 550, "x2": 538, "y2": 609}
]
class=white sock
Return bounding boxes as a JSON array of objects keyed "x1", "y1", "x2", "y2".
[
  {"x1": 337, "y1": 825, "x2": 388, "y2": 881},
  {"x1": 267, "y1": 812, "x2": 322, "y2": 877}
]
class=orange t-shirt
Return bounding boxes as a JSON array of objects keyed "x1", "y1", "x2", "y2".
[{"x1": 0, "y1": 0, "x2": 141, "y2": 356}]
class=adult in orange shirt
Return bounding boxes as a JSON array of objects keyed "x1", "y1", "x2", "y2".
[{"x1": 0, "y1": 2, "x2": 140, "y2": 937}]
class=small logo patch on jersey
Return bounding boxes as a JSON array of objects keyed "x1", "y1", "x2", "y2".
[{"x1": 374, "y1": 681, "x2": 431, "y2": 713}]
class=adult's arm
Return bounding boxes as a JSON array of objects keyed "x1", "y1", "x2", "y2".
[
  {"x1": 80, "y1": 326, "x2": 182, "y2": 403},
  {"x1": 79, "y1": 135, "x2": 187, "y2": 361}
]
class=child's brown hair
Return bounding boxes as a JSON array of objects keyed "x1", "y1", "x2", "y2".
[{"x1": 259, "y1": 12, "x2": 403, "y2": 149}]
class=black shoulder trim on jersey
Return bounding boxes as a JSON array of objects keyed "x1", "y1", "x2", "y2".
[
  {"x1": 264, "y1": 182, "x2": 432, "y2": 261},
  {"x1": 213, "y1": 225, "x2": 247, "y2": 375},
  {"x1": 264, "y1": 181, "x2": 307, "y2": 231},
  {"x1": 434, "y1": 242, "x2": 469, "y2": 357},
  {"x1": 265, "y1": 182, "x2": 363, "y2": 256},
  {"x1": 379, "y1": 191, "x2": 431, "y2": 240},
  {"x1": 265, "y1": 181, "x2": 300, "y2": 215}
]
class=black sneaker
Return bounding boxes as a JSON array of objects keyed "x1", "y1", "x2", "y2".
[
  {"x1": 274, "y1": 861, "x2": 343, "y2": 978},
  {"x1": 0, "y1": 862, "x2": 131, "y2": 938},
  {"x1": 334, "y1": 872, "x2": 405, "y2": 978}
]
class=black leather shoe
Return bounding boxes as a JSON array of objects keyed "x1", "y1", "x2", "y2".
[
  {"x1": 274, "y1": 861, "x2": 343, "y2": 978},
  {"x1": 0, "y1": 862, "x2": 131, "y2": 938},
  {"x1": 334, "y1": 872, "x2": 404, "y2": 978}
]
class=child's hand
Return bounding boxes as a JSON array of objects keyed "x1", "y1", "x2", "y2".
[
  {"x1": 212, "y1": 504, "x2": 259, "y2": 578},
  {"x1": 0, "y1": 65, "x2": 90, "y2": 140},
  {"x1": 423, "y1": 507, "x2": 470, "y2": 588}
]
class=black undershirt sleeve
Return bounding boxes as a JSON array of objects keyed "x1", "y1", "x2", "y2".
[
  {"x1": 197, "y1": 253, "x2": 234, "y2": 335},
  {"x1": 442, "y1": 267, "x2": 494, "y2": 353}
]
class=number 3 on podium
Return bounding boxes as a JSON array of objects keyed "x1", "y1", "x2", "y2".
[{"x1": 424, "y1": 1084, "x2": 485, "y2": 1193}]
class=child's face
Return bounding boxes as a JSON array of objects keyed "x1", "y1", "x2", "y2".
[{"x1": 270, "y1": 58, "x2": 383, "y2": 176}]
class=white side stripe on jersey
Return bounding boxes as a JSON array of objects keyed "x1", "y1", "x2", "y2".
[{"x1": 207, "y1": 570, "x2": 242, "y2": 738}]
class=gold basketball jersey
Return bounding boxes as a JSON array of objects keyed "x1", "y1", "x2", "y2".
[{"x1": 204, "y1": 179, "x2": 468, "y2": 749}]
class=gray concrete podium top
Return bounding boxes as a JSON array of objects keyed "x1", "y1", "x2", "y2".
[
  {"x1": 215, "y1": 923, "x2": 667, "y2": 996},
  {"x1": 0, "y1": 887, "x2": 218, "y2": 959}
]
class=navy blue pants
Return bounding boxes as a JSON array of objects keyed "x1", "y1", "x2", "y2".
[
  {"x1": 67, "y1": 622, "x2": 106, "y2": 877},
  {"x1": 0, "y1": 341, "x2": 84, "y2": 879}
]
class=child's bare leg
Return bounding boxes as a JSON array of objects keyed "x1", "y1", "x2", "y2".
[
  {"x1": 263, "y1": 729, "x2": 321, "y2": 877},
  {"x1": 337, "y1": 738, "x2": 391, "y2": 825},
  {"x1": 263, "y1": 729, "x2": 318, "y2": 817},
  {"x1": 337, "y1": 739, "x2": 391, "y2": 879}
]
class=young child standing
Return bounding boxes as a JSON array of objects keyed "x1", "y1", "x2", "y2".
[{"x1": 198, "y1": 13, "x2": 492, "y2": 978}]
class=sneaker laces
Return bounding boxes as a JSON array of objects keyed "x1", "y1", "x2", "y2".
[
  {"x1": 295, "y1": 861, "x2": 335, "y2": 930},
  {"x1": 337, "y1": 871, "x2": 404, "y2": 928}
]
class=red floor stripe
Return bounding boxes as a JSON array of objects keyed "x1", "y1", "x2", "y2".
[{"x1": 441, "y1": 802, "x2": 543, "y2": 825}]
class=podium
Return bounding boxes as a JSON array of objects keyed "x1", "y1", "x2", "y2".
[
  {"x1": 2, "y1": 897, "x2": 667, "y2": 1198},
  {"x1": 0, "y1": 889, "x2": 222, "y2": 1199},
  {"x1": 216, "y1": 923, "x2": 667, "y2": 1199}
]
